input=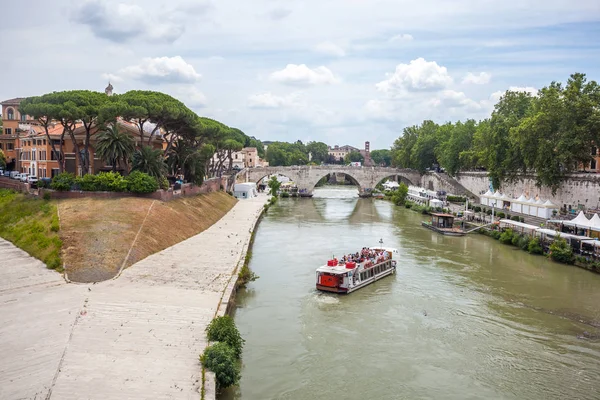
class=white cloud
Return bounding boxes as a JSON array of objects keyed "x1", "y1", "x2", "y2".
[
  {"x1": 314, "y1": 41, "x2": 346, "y2": 57},
  {"x1": 267, "y1": 8, "x2": 292, "y2": 20},
  {"x1": 462, "y1": 72, "x2": 492, "y2": 85},
  {"x1": 364, "y1": 100, "x2": 396, "y2": 121},
  {"x1": 376, "y1": 58, "x2": 453, "y2": 95},
  {"x1": 490, "y1": 86, "x2": 538, "y2": 102},
  {"x1": 389, "y1": 33, "x2": 414, "y2": 43},
  {"x1": 269, "y1": 64, "x2": 340, "y2": 86},
  {"x1": 112, "y1": 56, "x2": 201, "y2": 84},
  {"x1": 430, "y1": 90, "x2": 482, "y2": 110},
  {"x1": 75, "y1": 1, "x2": 184, "y2": 43},
  {"x1": 101, "y1": 73, "x2": 123, "y2": 83},
  {"x1": 247, "y1": 92, "x2": 300, "y2": 109},
  {"x1": 178, "y1": 87, "x2": 208, "y2": 108}
]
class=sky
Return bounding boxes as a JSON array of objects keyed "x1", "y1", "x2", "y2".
[{"x1": 1, "y1": 0, "x2": 599, "y2": 149}]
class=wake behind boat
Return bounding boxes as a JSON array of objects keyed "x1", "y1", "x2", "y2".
[{"x1": 316, "y1": 246, "x2": 398, "y2": 294}]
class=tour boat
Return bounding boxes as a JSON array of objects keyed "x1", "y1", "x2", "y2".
[{"x1": 315, "y1": 247, "x2": 398, "y2": 294}]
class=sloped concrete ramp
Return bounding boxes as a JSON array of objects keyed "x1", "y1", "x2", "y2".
[{"x1": 0, "y1": 194, "x2": 266, "y2": 399}]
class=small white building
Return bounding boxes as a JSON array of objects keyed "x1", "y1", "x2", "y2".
[{"x1": 233, "y1": 182, "x2": 258, "y2": 199}]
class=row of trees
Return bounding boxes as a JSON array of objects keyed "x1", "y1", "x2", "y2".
[
  {"x1": 264, "y1": 140, "x2": 392, "y2": 166},
  {"x1": 391, "y1": 73, "x2": 600, "y2": 193},
  {"x1": 18, "y1": 90, "x2": 261, "y2": 185}
]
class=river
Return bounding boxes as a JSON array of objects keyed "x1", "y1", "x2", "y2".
[{"x1": 227, "y1": 186, "x2": 600, "y2": 400}]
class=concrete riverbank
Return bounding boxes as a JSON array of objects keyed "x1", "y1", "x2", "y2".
[{"x1": 0, "y1": 193, "x2": 267, "y2": 399}]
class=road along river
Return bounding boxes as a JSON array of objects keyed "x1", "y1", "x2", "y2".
[{"x1": 229, "y1": 186, "x2": 600, "y2": 400}]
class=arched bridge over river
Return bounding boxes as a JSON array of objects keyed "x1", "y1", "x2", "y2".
[{"x1": 241, "y1": 166, "x2": 422, "y2": 196}]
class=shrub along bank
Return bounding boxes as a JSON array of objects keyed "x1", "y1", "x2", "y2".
[
  {"x1": 46, "y1": 171, "x2": 164, "y2": 194},
  {"x1": 482, "y1": 227, "x2": 599, "y2": 272},
  {"x1": 0, "y1": 189, "x2": 62, "y2": 270},
  {"x1": 201, "y1": 316, "x2": 244, "y2": 390}
]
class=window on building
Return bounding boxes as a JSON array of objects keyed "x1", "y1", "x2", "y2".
[
  {"x1": 592, "y1": 147, "x2": 597, "y2": 156},
  {"x1": 6, "y1": 108, "x2": 14, "y2": 120},
  {"x1": 592, "y1": 159, "x2": 597, "y2": 170},
  {"x1": 7, "y1": 143, "x2": 14, "y2": 150},
  {"x1": 0, "y1": 143, "x2": 2, "y2": 149},
  {"x1": 51, "y1": 169, "x2": 59, "y2": 177},
  {"x1": 21, "y1": 113, "x2": 26, "y2": 122},
  {"x1": 5, "y1": 128, "x2": 12, "y2": 135}
]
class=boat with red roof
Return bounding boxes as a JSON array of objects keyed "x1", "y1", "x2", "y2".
[{"x1": 315, "y1": 245, "x2": 398, "y2": 294}]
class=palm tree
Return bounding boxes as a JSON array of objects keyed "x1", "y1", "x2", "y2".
[
  {"x1": 95, "y1": 124, "x2": 135, "y2": 172},
  {"x1": 132, "y1": 146, "x2": 166, "y2": 179}
]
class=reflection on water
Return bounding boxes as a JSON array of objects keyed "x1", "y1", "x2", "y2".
[{"x1": 228, "y1": 186, "x2": 600, "y2": 400}]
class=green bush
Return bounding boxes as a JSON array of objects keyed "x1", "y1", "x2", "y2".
[
  {"x1": 158, "y1": 176, "x2": 169, "y2": 190},
  {"x1": 447, "y1": 195, "x2": 466, "y2": 203},
  {"x1": 281, "y1": 191, "x2": 290, "y2": 198},
  {"x1": 486, "y1": 209, "x2": 492, "y2": 215},
  {"x1": 511, "y1": 215, "x2": 520, "y2": 221},
  {"x1": 126, "y1": 171, "x2": 159, "y2": 194},
  {"x1": 518, "y1": 235, "x2": 531, "y2": 250},
  {"x1": 519, "y1": 217, "x2": 525, "y2": 223},
  {"x1": 76, "y1": 173, "x2": 99, "y2": 191},
  {"x1": 491, "y1": 231, "x2": 502, "y2": 240},
  {"x1": 200, "y1": 342, "x2": 240, "y2": 388},
  {"x1": 51, "y1": 172, "x2": 75, "y2": 191},
  {"x1": 206, "y1": 316, "x2": 245, "y2": 359},
  {"x1": 474, "y1": 206, "x2": 481, "y2": 212},
  {"x1": 497, "y1": 212, "x2": 506, "y2": 219},
  {"x1": 506, "y1": 214, "x2": 512, "y2": 220},
  {"x1": 528, "y1": 237, "x2": 543, "y2": 254},
  {"x1": 43, "y1": 192, "x2": 51, "y2": 201},
  {"x1": 511, "y1": 233, "x2": 521, "y2": 246},
  {"x1": 549, "y1": 236, "x2": 575, "y2": 264},
  {"x1": 499, "y1": 228, "x2": 514, "y2": 244},
  {"x1": 95, "y1": 172, "x2": 128, "y2": 192}
]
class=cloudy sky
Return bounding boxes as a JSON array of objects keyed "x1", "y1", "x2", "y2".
[{"x1": 1, "y1": 0, "x2": 599, "y2": 149}]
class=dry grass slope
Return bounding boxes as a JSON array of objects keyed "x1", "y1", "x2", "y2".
[{"x1": 59, "y1": 192, "x2": 237, "y2": 282}]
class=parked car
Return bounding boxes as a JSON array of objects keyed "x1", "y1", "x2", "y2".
[
  {"x1": 19, "y1": 173, "x2": 30, "y2": 182},
  {"x1": 10, "y1": 171, "x2": 20, "y2": 179},
  {"x1": 39, "y1": 177, "x2": 52, "y2": 188},
  {"x1": 3, "y1": 171, "x2": 11, "y2": 177},
  {"x1": 27, "y1": 176, "x2": 39, "y2": 187}
]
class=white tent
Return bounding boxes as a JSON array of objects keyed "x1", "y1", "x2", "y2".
[
  {"x1": 589, "y1": 214, "x2": 600, "y2": 231},
  {"x1": 535, "y1": 199, "x2": 545, "y2": 217},
  {"x1": 567, "y1": 211, "x2": 592, "y2": 228},
  {"x1": 528, "y1": 198, "x2": 538, "y2": 217},
  {"x1": 429, "y1": 198, "x2": 444, "y2": 208},
  {"x1": 480, "y1": 190, "x2": 493, "y2": 206},
  {"x1": 521, "y1": 197, "x2": 530, "y2": 215}
]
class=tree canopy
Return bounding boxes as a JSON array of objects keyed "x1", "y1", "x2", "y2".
[
  {"x1": 390, "y1": 73, "x2": 600, "y2": 194},
  {"x1": 19, "y1": 89, "x2": 265, "y2": 183}
]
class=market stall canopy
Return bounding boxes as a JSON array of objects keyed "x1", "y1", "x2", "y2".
[{"x1": 516, "y1": 194, "x2": 527, "y2": 202}]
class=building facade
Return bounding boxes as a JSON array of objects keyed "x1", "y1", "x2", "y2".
[{"x1": 1, "y1": 94, "x2": 163, "y2": 177}]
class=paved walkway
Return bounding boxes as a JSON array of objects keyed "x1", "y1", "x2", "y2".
[{"x1": 0, "y1": 194, "x2": 267, "y2": 399}]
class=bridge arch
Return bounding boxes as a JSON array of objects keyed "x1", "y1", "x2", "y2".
[{"x1": 244, "y1": 166, "x2": 421, "y2": 196}]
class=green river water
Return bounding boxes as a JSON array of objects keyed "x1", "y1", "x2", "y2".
[{"x1": 227, "y1": 186, "x2": 600, "y2": 400}]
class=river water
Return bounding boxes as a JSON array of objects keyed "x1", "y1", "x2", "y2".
[{"x1": 228, "y1": 186, "x2": 600, "y2": 400}]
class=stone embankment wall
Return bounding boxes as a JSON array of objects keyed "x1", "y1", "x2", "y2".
[{"x1": 432, "y1": 171, "x2": 600, "y2": 210}]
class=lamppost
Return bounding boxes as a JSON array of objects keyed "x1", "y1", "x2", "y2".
[{"x1": 491, "y1": 200, "x2": 497, "y2": 222}]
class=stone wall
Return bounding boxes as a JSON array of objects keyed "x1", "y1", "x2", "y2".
[
  {"x1": 0, "y1": 177, "x2": 26, "y2": 192},
  {"x1": 454, "y1": 172, "x2": 600, "y2": 211}
]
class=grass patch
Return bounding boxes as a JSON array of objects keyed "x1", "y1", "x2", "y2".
[{"x1": 0, "y1": 189, "x2": 63, "y2": 271}]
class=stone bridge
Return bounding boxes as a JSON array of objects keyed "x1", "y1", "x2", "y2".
[{"x1": 241, "y1": 166, "x2": 422, "y2": 196}]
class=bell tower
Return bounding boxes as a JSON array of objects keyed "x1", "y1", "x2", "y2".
[{"x1": 105, "y1": 82, "x2": 114, "y2": 96}]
